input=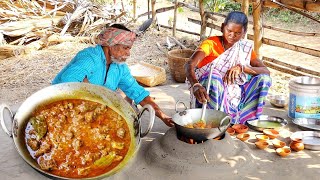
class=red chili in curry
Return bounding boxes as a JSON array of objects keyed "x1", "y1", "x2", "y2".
[{"x1": 25, "y1": 99, "x2": 131, "y2": 178}]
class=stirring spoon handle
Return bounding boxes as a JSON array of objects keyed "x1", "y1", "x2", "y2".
[{"x1": 200, "y1": 64, "x2": 214, "y2": 121}]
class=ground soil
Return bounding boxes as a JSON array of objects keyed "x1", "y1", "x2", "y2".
[{"x1": 0, "y1": 0, "x2": 319, "y2": 106}]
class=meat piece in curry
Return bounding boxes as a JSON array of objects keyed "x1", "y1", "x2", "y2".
[
  {"x1": 24, "y1": 99, "x2": 131, "y2": 178},
  {"x1": 184, "y1": 120, "x2": 214, "y2": 129}
]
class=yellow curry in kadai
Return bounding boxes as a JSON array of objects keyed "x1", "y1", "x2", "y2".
[{"x1": 25, "y1": 99, "x2": 131, "y2": 178}]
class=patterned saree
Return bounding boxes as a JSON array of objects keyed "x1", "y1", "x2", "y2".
[{"x1": 188, "y1": 38, "x2": 271, "y2": 124}]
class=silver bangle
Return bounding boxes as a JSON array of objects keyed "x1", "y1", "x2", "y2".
[
  {"x1": 238, "y1": 64, "x2": 244, "y2": 73},
  {"x1": 192, "y1": 83, "x2": 202, "y2": 89},
  {"x1": 192, "y1": 83, "x2": 202, "y2": 92}
]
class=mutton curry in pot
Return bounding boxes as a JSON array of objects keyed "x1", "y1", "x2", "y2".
[{"x1": 25, "y1": 99, "x2": 131, "y2": 178}]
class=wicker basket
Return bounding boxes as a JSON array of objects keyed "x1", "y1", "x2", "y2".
[
  {"x1": 129, "y1": 61, "x2": 166, "y2": 87},
  {"x1": 167, "y1": 49, "x2": 195, "y2": 83}
]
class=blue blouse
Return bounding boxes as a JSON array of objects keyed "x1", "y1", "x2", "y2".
[{"x1": 52, "y1": 45, "x2": 150, "y2": 104}]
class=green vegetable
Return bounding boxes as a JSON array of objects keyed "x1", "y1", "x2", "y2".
[
  {"x1": 256, "y1": 121, "x2": 282, "y2": 128},
  {"x1": 94, "y1": 152, "x2": 116, "y2": 167},
  {"x1": 30, "y1": 116, "x2": 47, "y2": 140}
]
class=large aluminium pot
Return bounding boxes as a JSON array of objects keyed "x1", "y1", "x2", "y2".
[
  {"x1": 172, "y1": 101, "x2": 231, "y2": 142},
  {"x1": 0, "y1": 82, "x2": 155, "y2": 179}
]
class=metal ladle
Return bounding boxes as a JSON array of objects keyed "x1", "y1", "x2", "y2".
[{"x1": 200, "y1": 64, "x2": 215, "y2": 122}]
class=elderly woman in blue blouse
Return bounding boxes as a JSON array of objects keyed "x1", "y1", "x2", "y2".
[{"x1": 52, "y1": 24, "x2": 174, "y2": 127}]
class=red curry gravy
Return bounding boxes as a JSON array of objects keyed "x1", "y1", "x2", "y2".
[{"x1": 25, "y1": 99, "x2": 131, "y2": 178}]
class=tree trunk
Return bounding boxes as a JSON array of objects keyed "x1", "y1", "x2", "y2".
[
  {"x1": 241, "y1": 0, "x2": 250, "y2": 39},
  {"x1": 241, "y1": 0, "x2": 250, "y2": 16}
]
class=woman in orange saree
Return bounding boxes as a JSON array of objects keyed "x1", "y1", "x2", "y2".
[{"x1": 185, "y1": 11, "x2": 271, "y2": 124}]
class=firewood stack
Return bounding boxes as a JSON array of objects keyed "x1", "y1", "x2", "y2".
[{"x1": 0, "y1": 0, "x2": 131, "y2": 60}]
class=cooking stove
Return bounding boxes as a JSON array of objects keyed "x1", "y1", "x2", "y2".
[{"x1": 142, "y1": 128, "x2": 256, "y2": 178}]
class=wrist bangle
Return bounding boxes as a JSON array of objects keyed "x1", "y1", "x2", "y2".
[
  {"x1": 238, "y1": 64, "x2": 244, "y2": 73},
  {"x1": 192, "y1": 83, "x2": 202, "y2": 89},
  {"x1": 192, "y1": 83, "x2": 202, "y2": 93}
]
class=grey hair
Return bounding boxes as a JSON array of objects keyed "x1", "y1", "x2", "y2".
[{"x1": 224, "y1": 11, "x2": 248, "y2": 32}]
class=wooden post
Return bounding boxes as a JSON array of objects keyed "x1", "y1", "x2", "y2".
[
  {"x1": 147, "y1": 0, "x2": 150, "y2": 19},
  {"x1": 199, "y1": 0, "x2": 206, "y2": 40},
  {"x1": 252, "y1": 0, "x2": 262, "y2": 58},
  {"x1": 241, "y1": 0, "x2": 249, "y2": 16},
  {"x1": 151, "y1": 0, "x2": 156, "y2": 20},
  {"x1": 173, "y1": 0, "x2": 178, "y2": 37},
  {"x1": 241, "y1": 0, "x2": 249, "y2": 39},
  {"x1": 133, "y1": 0, "x2": 136, "y2": 20}
]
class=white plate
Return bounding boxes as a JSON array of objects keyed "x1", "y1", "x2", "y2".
[
  {"x1": 246, "y1": 115, "x2": 288, "y2": 132},
  {"x1": 292, "y1": 118, "x2": 320, "y2": 131},
  {"x1": 290, "y1": 131, "x2": 320, "y2": 151}
]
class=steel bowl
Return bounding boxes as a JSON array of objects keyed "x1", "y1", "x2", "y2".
[
  {"x1": 293, "y1": 76, "x2": 320, "y2": 86},
  {"x1": 269, "y1": 94, "x2": 288, "y2": 108},
  {"x1": 172, "y1": 101, "x2": 231, "y2": 142}
]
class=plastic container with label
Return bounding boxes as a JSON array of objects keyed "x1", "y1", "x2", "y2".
[{"x1": 288, "y1": 76, "x2": 320, "y2": 119}]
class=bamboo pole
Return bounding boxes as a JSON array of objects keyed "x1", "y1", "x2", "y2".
[
  {"x1": 199, "y1": 0, "x2": 206, "y2": 40},
  {"x1": 232, "y1": 0, "x2": 320, "y2": 12},
  {"x1": 151, "y1": 0, "x2": 156, "y2": 20},
  {"x1": 206, "y1": 13, "x2": 217, "y2": 21},
  {"x1": 133, "y1": 0, "x2": 136, "y2": 20},
  {"x1": 159, "y1": 24, "x2": 200, "y2": 36},
  {"x1": 252, "y1": 0, "x2": 262, "y2": 58},
  {"x1": 207, "y1": 12, "x2": 320, "y2": 36},
  {"x1": 147, "y1": 0, "x2": 150, "y2": 19},
  {"x1": 256, "y1": 35, "x2": 320, "y2": 57},
  {"x1": 172, "y1": 0, "x2": 178, "y2": 37},
  {"x1": 259, "y1": 24, "x2": 320, "y2": 37},
  {"x1": 137, "y1": 5, "x2": 180, "y2": 18},
  {"x1": 188, "y1": 18, "x2": 320, "y2": 57},
  {"x1": 263, "y1": 60, "x2": 315, "y2": 77},
  {"x1": 263, "y1": 56, "x2": 320, "y2": 77}
]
